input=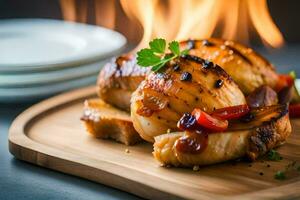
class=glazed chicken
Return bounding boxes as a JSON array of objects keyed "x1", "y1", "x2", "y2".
[
  {"x1": 153, "y1": 104, "x2": 291, "y2": 167},
  {"x1": 97, "y1": 38, "x2": 279, "y2": 112},
  {"x1": 180, "y1": 38, "x2": 279, "y2": 94},
  {"x1": 131, "y1": 55, "x2": 246, "y2": 142}
]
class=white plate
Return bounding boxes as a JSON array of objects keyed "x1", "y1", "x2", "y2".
[
  {"x1": 0, "y1": 59, "x2": 106, "y2": 87},
  {"x1": 0, "y1": 19, "x2": 126, "y2": 72},
  {"x1": 0, "y1": 75, "x2": 97, "y2": 102}
]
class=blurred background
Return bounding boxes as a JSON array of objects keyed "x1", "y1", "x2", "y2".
[
  {"x1": 0, "y1": 0, "x2": 299, "y2": 44},
  {"x1": 0, "y1": 0, "x2": 299, "y2": 102}
]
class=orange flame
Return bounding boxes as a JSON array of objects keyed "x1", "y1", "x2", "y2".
[
  {"x1": 120, "y1": 0, "x2": 284, "y2": 49},
  {"x1": 247, "y1": 0, "x2": 284, "y2": 48},
  {"x1": 59, "y1": 0, "x2": 77, "y2": 22},
  {"x1": 59, "y1": 0, "x2": 284, "y2": 49}
]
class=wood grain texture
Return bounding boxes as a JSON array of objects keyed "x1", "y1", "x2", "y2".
[{"x1": 8, "y1": 86, "x2": 300, "y2": 200}]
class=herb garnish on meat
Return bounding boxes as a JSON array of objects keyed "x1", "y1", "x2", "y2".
[{"x1": 137, "y1": 38, "x2": 189, "y2": 72}]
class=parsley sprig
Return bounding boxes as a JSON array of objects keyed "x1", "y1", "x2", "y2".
[
  {"x1": 268, "y1": 149, "x2": 282, "y2": 161},
  {"x1": 137, "y1": 38, "x2": 189, "y2": 72}
]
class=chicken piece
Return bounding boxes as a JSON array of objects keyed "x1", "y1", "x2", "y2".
[
  {"x1": 97, "y1": 55, "x2": 149, "y2": 111},
  {"x1": 81, "y1": 99, "x2": 142, "y2": 145},
  {"x1": 131, "y1": 55, "x2": 246, "y2": 142},
  {"x1": 153, "y1": 104, "x2": 291, "y2": 167},
  {"x1": 180, "y1": 39, "x2": 279, "y2": 94}
]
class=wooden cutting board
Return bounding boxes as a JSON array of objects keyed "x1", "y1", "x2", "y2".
[{"x1": 8, "y1": 86, "x2": 300, "y2": 200}]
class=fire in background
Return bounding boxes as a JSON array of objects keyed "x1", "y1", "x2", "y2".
[{"x1": 60, "y1": 0, "x2": 284, "y2": 49}]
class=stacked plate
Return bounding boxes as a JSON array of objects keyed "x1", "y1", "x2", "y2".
[{"x1": 0, "y1": 19, "x2": 126, "y2": 103}]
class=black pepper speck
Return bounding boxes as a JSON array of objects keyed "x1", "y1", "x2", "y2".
[
  {"x1": 203, "y1": 60, "x2": 214, "y2": 68},
  {"x1": 259, "y1": 172, "x2": 264, "y2": 176},
  {"x1": 215, "y1": 79, "x2": 223, "y2": 88},
  {"x1": 180, "y1": 72, "x2": 192, "y2": 81}
]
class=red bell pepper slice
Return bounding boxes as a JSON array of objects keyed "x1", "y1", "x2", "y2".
[
  {"x1": 192, "y1": 108, "x2": 228, "y2": 132},
  {"x1": 211, "y1": 105, "x2": 250, "y2": 120}
]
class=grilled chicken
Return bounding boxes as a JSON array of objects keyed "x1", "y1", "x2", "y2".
[
  {"x1": 81, "y1": 99, "x2": 142, "y2": 145},
  {"x1": 153, "y1": 104, "x2": 291, "y2": 167},
  {"x1": 131, "y1": 55, "x2": 246, "y2": 142},
  {"x1": 97, "y1": 55, "x2": 149, "y2": 111},
  {"x1": 97, "y1": 39, "x2": 278, "y2": 112},
  {"x1": 180, "y1": 38, "x2": 279, "y2": 94}
]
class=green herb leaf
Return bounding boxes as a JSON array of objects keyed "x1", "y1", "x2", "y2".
[
  {"x1": 297, "y1": 166, "x2": 300, "y2": 172},
  {"x1": 137, "y1": 48, "x2": 161, "y2": 66},
  {"x1": 181, "y1": 49, "x2": 190, "y2": 55},
  {"x1": 149, "y1": 38, "x2": 166, "y2": 54},
  {"x1": 168, "y1": 41, "x2": 180, "y2": 56},
  {"x1": 268, "y1": 149, "x2": 282, "y2": 161},
  {"x1": 136, "y1": 38, "x2": 189, "y2": 72},
  {"x1": 274, "y1": 171, "x2": 286, "y2": 180}
]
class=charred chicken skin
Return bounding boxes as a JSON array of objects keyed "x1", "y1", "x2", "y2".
[
  {"x1": 180, "y1": 38, "x2": 279, "y2": 94},
  {"x1": 131, "y1": 55, "x2": 246, "y2": 142}
]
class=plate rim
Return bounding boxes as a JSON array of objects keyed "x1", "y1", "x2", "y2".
[
  {"x1": 0, "y1": 75, "x2": 97, "y2": 102},
  {"x1": 0, "y1": 59, "x2": 106, "y2": 87},
  {"x1": 0, "y1": 18, "x2": 127, "y2": 72}
]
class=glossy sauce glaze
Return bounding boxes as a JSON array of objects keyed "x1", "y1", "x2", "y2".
[
  {"x1": 176, "y1": 113, "x2": 208, "y2": 154},
  {"x1": 175, "y1": 131, "x2": 208, "y2": 154}
]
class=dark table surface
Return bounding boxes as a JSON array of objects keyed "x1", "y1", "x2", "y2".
[{"x1": 1, "y1": 44, "x2": 300, "y2": 200}]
